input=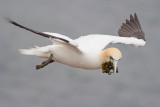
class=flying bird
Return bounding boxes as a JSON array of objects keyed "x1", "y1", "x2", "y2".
[{"x1": 6, "y1": 13, "x2": 146, "y2": 75}]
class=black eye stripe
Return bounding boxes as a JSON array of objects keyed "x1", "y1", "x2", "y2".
[
  {"x1": 109, "y1": 56, "x2": 113, "y2": 60},
  {"x1": 109, "y1": 56, "x2": 120, "y2": 61}
]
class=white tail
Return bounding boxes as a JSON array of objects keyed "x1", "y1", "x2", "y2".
[
  {"x1": 19, "y1": 46, "x2": 52, "y2": 58},
  {"x1": 19, "y1": 48, "x2": 38, "y2": 55}
]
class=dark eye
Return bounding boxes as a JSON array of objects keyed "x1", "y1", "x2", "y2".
[{"x1": 109, "y1": 56, "x2": 113, "y2": 60}]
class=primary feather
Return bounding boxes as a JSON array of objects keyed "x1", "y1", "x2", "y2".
[{"x1": 5, "y1": 13, "x2": 146, "y2": 72}]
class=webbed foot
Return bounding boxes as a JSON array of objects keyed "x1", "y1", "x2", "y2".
[{"x1": 36, "y1": 54, "x2": 54, "y2": 70}]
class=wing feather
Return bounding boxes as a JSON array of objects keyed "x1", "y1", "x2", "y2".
[
  {"x1": 6, "y1": 13, "x2": 145, "y2": 54},
  {"x1": 118, "y1": 13, "x2": 145, "y2": 40},
  {"x1": 76, "y1": 13, "x2": 146, "y2": 53},
  {"x1": 5, "y1": 18, "x2": 78, "y2": 47}
]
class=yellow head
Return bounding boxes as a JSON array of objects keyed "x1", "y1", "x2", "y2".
[{"x1": 100, "y1": 47, "x2": 122, "y2": 74}]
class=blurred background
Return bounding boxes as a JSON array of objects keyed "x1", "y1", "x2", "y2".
[{"x1": 0, "y1": 0, "x2": 160, "y2": 107}]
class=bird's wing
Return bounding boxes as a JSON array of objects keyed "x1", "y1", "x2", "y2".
[
  {"x1": 75, "y1": 13, "x2": 146, "y2": 53},
  {"x1": 5, "y1": 18, "x2": 78, "y2": 47},
  {"x1": 118, "y1": 13, "x2": 145, "y2": 40}
]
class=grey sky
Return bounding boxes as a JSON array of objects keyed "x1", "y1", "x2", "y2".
[{"x1": 0, "y1": 0, "x2": 160, "y2": 107}]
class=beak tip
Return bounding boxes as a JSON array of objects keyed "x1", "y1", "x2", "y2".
[{"x1": 113, "y1": 60, "x2": 118, "y2": 74}]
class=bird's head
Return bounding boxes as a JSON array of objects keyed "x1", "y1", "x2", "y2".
[{"x1": 100, "y1": 48, "x2": 122, "y2": 74}]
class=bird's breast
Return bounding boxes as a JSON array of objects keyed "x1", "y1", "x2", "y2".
[{"x1": 51, "y1": 45, "x2": 101, "y2": 69}]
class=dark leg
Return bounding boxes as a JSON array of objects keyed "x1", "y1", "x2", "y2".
[
  {"x1": 42, "y1": 59, "x2": 54, "y2": 65},
  {"x1": 36, "y1": 54, "x2": 54, "y2": 70}
]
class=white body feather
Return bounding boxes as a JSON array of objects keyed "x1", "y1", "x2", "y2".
[
  {"x1": 8, "y1": 13, "x2": 146, "y2": 70},
  {"x1": 19, "y1": 33, "x2": 145, "y2": 69}
]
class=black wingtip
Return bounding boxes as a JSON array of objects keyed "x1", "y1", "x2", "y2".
[
  {"x1": 118, "y1": 13, "x2": 145, "y2": 41},
  {"x1": 3, "y1": 17, "x2": 11, "y2": 23},
  {"x1": 4, "y1": 17, "x2": 70, "y2": 43},
  {"x1": 3, "y1": 17, "x2": 13, "y2": 23},
  {"x1": 134, "y1": 13, "x2": 137, "y2": 18},
  {"x1": 3, "y1": 17, "x2": 20, "y2": 28}
]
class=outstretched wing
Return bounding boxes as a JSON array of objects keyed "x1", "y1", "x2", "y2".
[
  {"x1": 112, "y1": 13, "x2": 145, "y2": 46},
  {"x1": 75, "y1": 13, "x2": 146, "y2": 53},
  {"x1": 118, "y1": 13, "x2": 145, "y2": 40},
  {"x1": 5, "y1": 18, "x2": 78, "y2": 47}
]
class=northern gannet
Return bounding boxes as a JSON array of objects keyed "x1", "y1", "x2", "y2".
[{"x1": 6, "y1": 13, "x2": 146, "y2": 75}]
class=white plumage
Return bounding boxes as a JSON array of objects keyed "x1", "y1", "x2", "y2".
[{"x1": 7, "y1": 13, "x2": 146, "y2": 74}]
